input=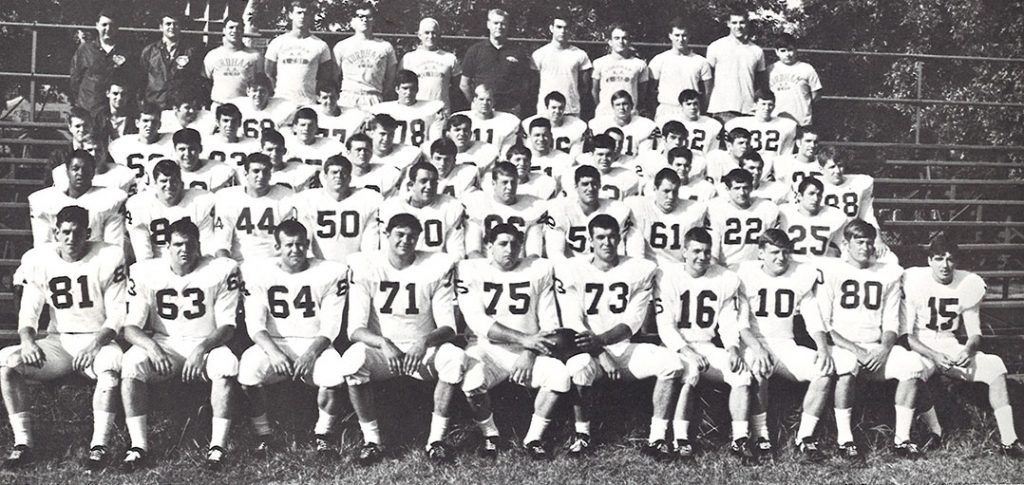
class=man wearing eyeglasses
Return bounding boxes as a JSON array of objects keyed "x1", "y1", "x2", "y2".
[{"x1": 333, "y1": 4, "x2": 397, "y2": 110}]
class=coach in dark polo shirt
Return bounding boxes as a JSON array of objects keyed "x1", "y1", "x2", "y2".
[{"x1": 459, "y1": 9, "x2": 534, "y2": 116}]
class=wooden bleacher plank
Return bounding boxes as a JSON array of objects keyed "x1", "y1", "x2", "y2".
[
  {"x1": 883, "y1": 220, "x2": 1024, "y2": 228},
  {"x1": 876, "y1": 178, "x2": 1024, "y2": 185},
  {"x1": 894, "y1": 243, "x2": 1024, "y2": 252},
  {"x1": 885, "y1": 159, "x2": 1024, "y2": 169},
  {"x1": 0, "y1": 178, "x2": 43, "y2": 187},
  {"x1": 0, "y1": 202, "x2": 29, "y2": 210},
  {"x1": 0, "y1": 138, "x2": 67, "y2": 146},
  {"x1": 0, "y1": 229, "x2": 31, "y2": 237},
  {"x1": 876, "y1": 198, "x2": 1024, "y2": 206},
  {"x1": 0, "y1": 157, "x2": 50, "y2": 165}
]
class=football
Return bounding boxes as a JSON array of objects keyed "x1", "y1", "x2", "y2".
[{"x1": 548, "y1": 327, "x2": 584, "y2": 361}]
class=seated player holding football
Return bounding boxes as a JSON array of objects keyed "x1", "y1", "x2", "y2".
[
  {"x1": 1, "y1": 206, "x2": 126, "y2": 469},
  {"x1": 459, "y1": 223, "x2": 570, "y2": 459},
  {"x1": 120, "y1": 220, "x2": 241, "y2": 470},
  {"x1": 341, "y1": 214, "x2": 466, "y2": 464},
  {"x1": 237, "y1": 221, "x2": 348, "y2": 457},
  {"x1": 905, "y1": 235, "x2": 1024, "y2": 457},
  {"x1": 654, "y1": 227, "x2": 756, "y2": 462},
  {"x1": 738, "y1": 229, "x2": 857, "y2": 463},
  {"x1": 818, "y1": 219, "x2": 932, "y2": 459},
  {"x1": 557, "y1": 215, "x2": 684, "y2": 458}
]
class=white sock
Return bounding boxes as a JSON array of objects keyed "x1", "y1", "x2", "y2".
[
  {"x1": 524, "y1": 415, "x2": 551, "y2": 444},
  {"x1": 648, "y1": 418, "x2": 669, "y2": 443},
  {"x1": 210, "y1": 417, "x2": 230, "y2": 449},
  {"x1": 91, "y1": 411, "x2": 116, "y2": 448},
  {"x1": 674, "y1": 420, "x2": 690, "y2": 441},
  {"x1": 994, "y1": 405, "x2": 1018, "y2": 445},
  {"x1": 732, "y1": 420, "x2": 749, "y2": 441},
  {"x1": 9, "y1": 412, "x2": 31, "y2": 447},
  {"x1": 575, "y1": 421, "x2": 591, "y2": 435},
  {"x1": 313, "y1": 410, "x2": 337, "y2": 436},
  {"x1": 835, "y1": 408, "x2": 853, "y2": 444},
  {"x1": 894, "y1": 405, "x2": 914, "y2": 443},
  {"x1": 427, "y1": 414, "x2": 449, "y2": 444},
  {"x1": 359, "y1": 420, "x2": 381, "y2": 445},
  {"x1": 126, "y1": 415, "x2": 149, "y2": 451},
  {"x1": 796, "y1": 413, "x2": 820, "y2": 443},
  {"x1": 920, "y1": 406, "x2": 943, "y2": 436},
  {"x1": 476, "y1": 414, "x2": 500, "y2": 438},
  {"x1": 251, "y1": 414, "x2": 272, "y2": 436},
  {"x1": 750, "y1": 412, "x2": 769, "y2": 440}
]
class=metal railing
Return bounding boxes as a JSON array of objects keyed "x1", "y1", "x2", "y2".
[{"x1": 2, "y1": 21, "x2": 1024, "y2": 149}]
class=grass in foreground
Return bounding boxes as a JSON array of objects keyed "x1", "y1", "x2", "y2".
[{"x1": 0, "y1": 377, "x2": 1021, "y2": 484}]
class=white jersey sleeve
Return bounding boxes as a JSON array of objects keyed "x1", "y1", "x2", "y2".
[
  {"x1": 125, "y1": 257, "x2": 241, "y2": 338},
  {"x1": 903, "y1": 267, "x2": 987, "y2": 339},
  {"x1": 817, "y1": 259, "x2": 903, "y2": 343}
]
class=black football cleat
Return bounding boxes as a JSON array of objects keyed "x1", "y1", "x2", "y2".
[
  {"x1": 524, "y1": 440, "x2": 549, "y2": 460},
  {"x1": 2, "y1": 444, "x2": 32, "y2": 469},
  {"x1": 838, "y1": 441, "x2": 863, "y2": 461},
  {"x1": 478, "y1": 436, "x2": 500, "y2": 459},
  {"x1": 1000, "y1": 440, "x2": 1024, "y2": 458},
  {"x1": 357, "y1": 442, "x2": 383, "y2": 465},
  {"x1": 84, "y1": 445, "x2": 110, "y2": 471},
  {"x1": 797, "y1": 438, "x2": 826, "y2": 463},
  {"x1": 753, "y1": 437, "x2": 774, "y2": 463},
  {"x1": 729, "y1": 437, "x2": 756, "y2": 464},
  {"x1": 675, "y1": 439, "x2": 695, "y2": 460},
  {"x1": 121, "y1": 447, "x2": 147, "y2": 472},
  {"x1": 314, "y1": 435, "x2": 336, "y2": 458},
  {"x1": 426, "y1": 441, "x2": 453, "y2": 464},
  {"x1": 921, "y1": 432, "x2": 943, "y2": 452},
  {"x1": 641, "y1": 439, "x2": 673, "y2": 461},
  {"x1": 566, "y1": 433, "x2": 591, "y2": 457},
  {"x1": 893, "y1": 440, "x2": 922, "y2": 459},
  {"x1": 205, "y1": 446, "x2": 227, "y2": 470}
]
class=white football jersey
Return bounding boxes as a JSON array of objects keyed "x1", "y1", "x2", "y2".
[
  {"x1": 516, "y1": 173, "x2": 560, "y2": 201},
  {"x1": 377, "y1": 194, "x2": 466, "y2": 256},
  {"x1": 289, "y1": 187, "x2": 383, "y2": 261},
  {"x1": 241, "y1": 259, "x2": 347, "y2": 340},
  {"x1": 463, "y1": 192, "x2": 548, "y2": 256},
  {"x1": 625, "y1": 195, "x2": 708, "y2": 264},
  {"x1": 822, "y1": 174, "x2": 875, "y2": 220},
  {"x1": 724, "y1": 115, "x2": 798, "y2": 160},
  {"x1": 313, "y1": 106, "x2": 369, "y2": 145},
  {"x1": 125, "y1": 188, "x2": 216, "y2": 260},
  {"x1": 452, "y1": 141, "x2": 500, "y2": 176},
  {"x1": 816, "y1": 258, "x2": 902, "y2": 344},
  {"x1": 704, "y1": 150, "x2": 773, "y2": 184},
  {"x1": 108, "y1": 134, "x2": 173, "y2": 185},
  {"x1": 180, "y1": 160, "x2": 236, "y2": 192},
  {"x1": 370, "y1": 100, "x2": 445, "y2": 147},
  {"x1": 706, "y1": 198, "x2": 780, "y2": 268},
  {"x1": 674, "y1": 116, "x2": 724, "y2": 155},
  {"x1": 159, "y1": 110, "x2": 216, "y2": 135},
  {"x1": 351, "y1": 163, "x2": 403, "y2": 198},
  {"x1": 283, "y1": 134, "x2": 344, "y2": 168},
  {"x1": 436, "y1": 164, "x2": 480, "y2": 199},
  {"x1": 457, "y1": 257, "x2": 559, "y2": 343},
  {"x1": 372, "y1": 144, "x2": 423, "y2": 172},
  {"x1": 752, "y1": 181, "x2": 790, "y2": 205},
  {"x1": 213, "y1": 185, "x2": 295, "y2": 261},
  {"x1": 563, "y1": 162, "x2": 639, "y2": 201},
  {"x1": 270, "y1": 161, "x2": 319, "y2": 192},
  {"x1": 530, "y1": 149, "x2": 574, "y2": 181},
  {"x1": 736, "y1": 260, "x2": 823, "y2": 339},
  {"x1": 203, "y1": 136, "x2": 260, "y2": 172},
  {"x1": 125, "y1": 256, "x2": 240, "y2": 338},
  {"x1": 673, "y1": 178, "x2": 719, "y2": 202},
  {"x1": 17, "y1": 242, "x2": 126, "y2": 333},
  {"x1": 28, "y1": 186, "x2": 127, "y2": 247},
  {"x1": 347, "y1": 250, "x2": 457, "y2": 345},
  {"x1": 521, "y1": 115, "x2": 587, "y2": 155},
  {"x1": 454, "y1": 110, "x2": 521, "y2": 155},
  {"x1": 655, "y1": 263, "x2": 743, "y2": 349},
  {"x1": 778, "y1": 203, "x2": 847, "y2": 264},
  {"x1": 773, "y1": 155, "x2": 823, "y2": 194},
  {"x1": 545, "y1": 197, "x2": 634, "y2": 258},
  {"x1": 588, "y1": 116, "x2": 658, "y2": 157},
  {"x1": 555, "y1": 256, "x2": 656, "y2": 356},
  {"x1": 903, "y1": 267, "x2": 987, "y2": 339},
  {"x1": 232, "y1": 97, "x2": 297, "y2": 139},
  {"x1": 52, "y1": 164, "x2": 137, "y2": 196}
]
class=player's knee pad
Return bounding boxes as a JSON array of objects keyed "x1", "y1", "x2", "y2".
[
  {"x1": 205, "y1": 347, "x2": 239, "y2": 379},
  {"x1": 237, "y1": 346, "x2": 270, "y2": 386},
  {"x1": 91, "y1": 344, "x2": 123, "y2": 376},
  {"x1": 533, "y1": 356, "x2": 571, "y2": 393},
  {"x1": 432, "y1": 344, "x2": 466, "y2": 385},
  {"x1": 338, "y1": 342, "x2": 372, "y2": 386},
  {"x1": 312, "y1": 348, "x2": 346, "y2": 388},
  {"x1": 120, "y1": 346, "x2": 152, "y2": 382},
  {"x1": 969, "y1": 353, "x2": 1008, "y2": 385},
  {"x1": 565, "y1": 353, "x2": 598, "y2": 386}
]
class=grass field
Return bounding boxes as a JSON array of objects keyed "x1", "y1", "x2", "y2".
[{"x1": 0, "y1": 377, "x2": 1022, "y2": 485}]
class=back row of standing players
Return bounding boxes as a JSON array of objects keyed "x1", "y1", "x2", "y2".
[{"x1": 9, "y1": 0, "x2": 1022, "y2": 471}]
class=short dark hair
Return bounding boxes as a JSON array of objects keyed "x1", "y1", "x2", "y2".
[
  {"x1": 927, "y1": 233, "x2": 960, "y2": 259},
  {"x1": 168, "y1": 87, "x2": 199, "y2": 109},
  {"x1": 669, "y1": 17, "x2": 688, "y2": 31},
  {"x1": 758, "y1": 228, "x2": 792, "y2": 250},
  {"x1": 654, "y1": 168, "x2": 681, "y2": 188},
  {"x1": 248, "y1": 73, "x2": 273, "y2": 91},
  {"x1": 528, "y1": 117, "x2": 552, "y2": 133},
  {"x1": 667, "y1": 146, "x2": 693, "y2": 164},
  {"x1": 610, "y1": 90, "x2": 633, "y2": 106},
  {"x1": 368, "y1": 113, "x2": 398, "y2": 132},
  {"x1": 323, "y1": 154, "x2": 353, "y2": 177},
  {"x1": 485, "y1": 222, "x2": 524, "y2": 246},
  {"x1": 97, "y1": 9, "x2": 118, "y2": 22},
  {"x1": 726, "y1": 127, "x2": 751, "y2": 143},
  {"x1": 66, "y1": 149, "x2": 96, "y2": 169},
  {"x1": 151, "y1": 159, "x2": 181, "y2": 181},
  {"x1": 777, "y1": 33, "x2": 798, "y2": 50},
  {"x1": 492, "y1": 161, "x2": 518, "y2": 180},
  {"x1": 316, "y1": 80, "x2": 337, "y2": 94},
  {"x1": 243, "y1": 152, "x2": 273, "y2": 170},
  {"x1": 66, "y1": 107, "x2": 92, "y2": 126},
  {"x1": 740, "y1": 150, "x2": 764, "y2": 167},
  {"x1": 844, "y1": 219, "x2": 877, "y2": 241},
  {"x1": 722, "y1": 168, "x2": 753, "y2": 188},
  {"x1": 346, "y1": 132, "x2": 372, "y2": 150},
  {"x1": 588, "y1": 213, "x2": 620, "y2": 237},
  {"x1": 544, "y1": 91, "x2": 566, "y2": 107},
  {"x1": 684, "y1": 227, "x2": 712, "y2": 246},
  {"x1": 505, "y1": 144, "x2": 531, "y2": 162},
  {"x1": 274, "y1": 219, "x2": 309, "y2": 245},
  {"x1": 591, "y1": 134, "x2": 616, "y2": 151},
  {"x1": 796, "y1": 125, "x2": 818, "y2": 140},
  {"x1": 395, "y1": 69, "x2": 419, "y2": 87},
  {"x1": 430, "y1": 138, "x2": 457, "y2": 158},
  {"x1": 292, "y1": 107, "x2": 318, "y2": 124},
  {"x1": 754, "y1": 89, "x2": 776, "y2": 103},
  {"x1": 139, "y1": 102, "x2": 163, "y2": 118},
  {"x1": 386, "y1": 213, "x2": 422, "y2": 234},
  {"x1": 169, "y1": 218, "x2": 201, "y2": 244},
  {"x1": 445, "y1": 114, "x2": 472, "y2": 132},
  {"x1": 56, "y1": 205, "x2": 89, "y2": 229},
  {"x1": 677, "y1": 89, "x2": 701, "y2": 105},
  {"x1": 574, "y1": 164, "x2": 601, "y2": 185},
  {"x1": 261, "y1": 128, "x2": 285, "y2": 147},
  {"x1": 661, "y1": 121, "x2": 687, "y2": 139},
  {"x1": 215, "y1": 103, "x2": 241, "y2": 121},
  {"x1": 407, "y1": 161, "x2": 439, "y2": 182},
  {"x1": 173, "y1": 128, "x2": 202, "y2": 147},
  {"x1": 796, "y1": 176, "x2": 824, "y2": 194}
]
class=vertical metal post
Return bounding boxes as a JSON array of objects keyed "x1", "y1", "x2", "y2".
[
  {"x1": 29, "y1": 27, "x2": 38, "y2": 122},
  {"x1": 914, "y1": 61, "x2": 923, "y2": 145}
]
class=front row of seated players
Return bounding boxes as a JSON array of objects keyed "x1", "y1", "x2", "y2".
[{"x1": 3, "y1": 208, "x2": 1023, "y2": 470}]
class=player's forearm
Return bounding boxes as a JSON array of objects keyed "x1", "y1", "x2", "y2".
[
  {"x1": 486, "y1": 323, "x2": 531, "y2": 347},
  {"x1": 829, "y1": 331, "x2": 864, "y2": 356},
  {"x1": 350, "y1": 327, "x2": 390, "y2": 349},
  {"x1": 198, "y1": 325, "x2": 236, "y2": 354},
  {"x1": 303, "y1": 336, "x2": 332, "y2": 358},
  {"x1": 459, "y1": 76, "x2": 474, "y2": 103},
  {"x1": 963, "y1": 334, "x2": 981, "y2": 354},
  {"x1": 737, "y1": 328, "x2": 764, "y2": 351},
  {"x1": 809, "y1": 331, "x2": 831, "y2": 354},
  {"x1": 424, "y1": 326, "x2": 456, "y2": 347},
  {"x1": 123, "y1": 326, "x2": 159, "y2": 351},
  {"x1": 17, "y1": 327, "x2": 37, "y2": 346},
  {"x1": 879, "y1": 331, "x2": 897, "y2": 349},
  {"x1": 90, "y1": 328, "x2": 117, "y2": 348},
  {"x1": 596, "y1": 323, "x2": 632, "y2": 347},
  {"x1": 252, "y1": 330, "x2": 284, "y2": 355}
]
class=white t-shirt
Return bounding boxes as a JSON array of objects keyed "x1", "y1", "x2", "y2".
[
  {"x1": 707, "y1": 36, "x2": 766, "y2": 114},
  {"x1": 648, "y1": 50, "x2": 712, "y2": 107},
  {"x1": 592, "y1": 54, "x2": 649, "y2": 115},
  {"x1": 203, "y1": 45, "x2": 264, "y2": 104},
  {"x1": 532, "y1": 43, "x2": 593, "y2": 115},
  {"x1": 400, "y1": 48, "x2": 461, "y2": 111},
  {"x1": 265, "y1": 33, "x2": 333, "y2": 106},
  {"x1": 768, "y1": 60, "x2": 822, "y2": 126},
  {"x1": 333, "y1": 36, "x2": 397, "y2": 95}
]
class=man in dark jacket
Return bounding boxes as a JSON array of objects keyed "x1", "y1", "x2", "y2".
[
  {"x1": 69, "y1": 10, "x2": 136, "y2": 116},
  {"x1": 139, "y1": 13, "x2": 204, "y2": 108},
  {"x1": 93, "y1": 75, "x2": 138, "y2": 141}
]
